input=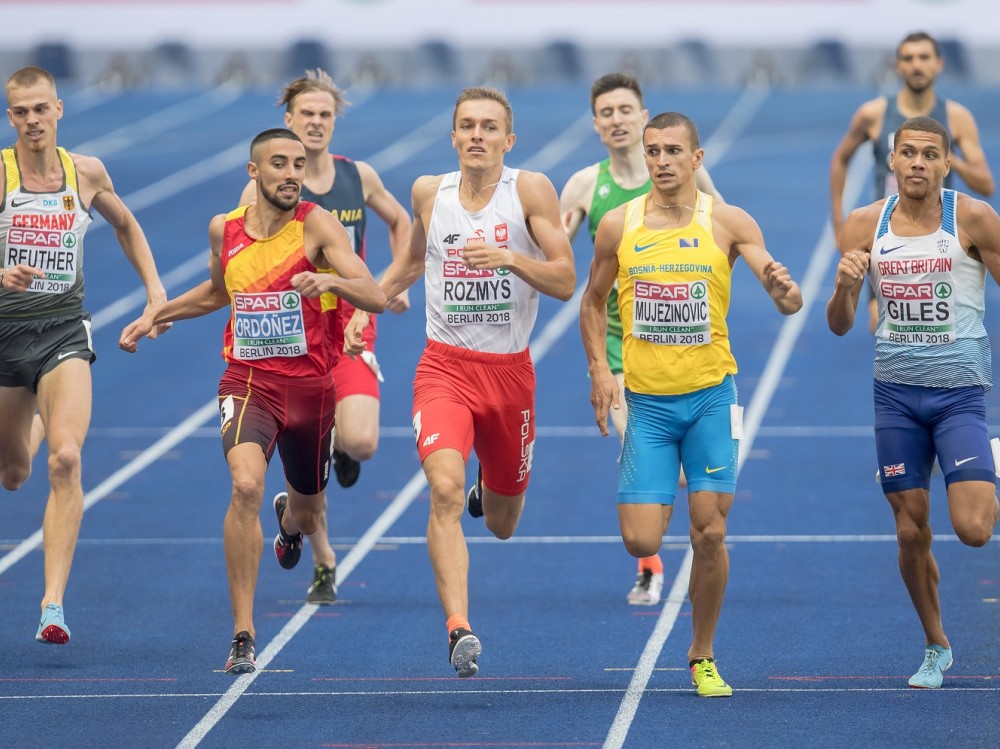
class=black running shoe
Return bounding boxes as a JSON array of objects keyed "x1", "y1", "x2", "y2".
[
  {"x1": 448, "y1": 627, "x2": 482, "y2": 678},
  {"x1": 466, "y1": 466, "x2": 484, "y2": 518},
  {"x1": 333, "y1": 449, "x2": 361, "y2": 488},
  {"x1": 306, "y1": 564, "x2": 337, "y2": 605},
  {"x1": 225, "y1": 631, "x2": 256, "y2": 674},
  {"x1": 272, "y1": 492, "x2": 303, "y2": 570}
]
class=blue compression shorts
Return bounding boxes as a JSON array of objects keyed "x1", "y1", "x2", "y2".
[
  {"x1": 874, "y1": 379, "x2": 996, "y2": 493},
  {"x1": 618, "y1": 375, "x2": 741, "y2": 505}
]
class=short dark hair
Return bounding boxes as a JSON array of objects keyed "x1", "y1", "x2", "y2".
[
  {"x1": 645, "y1": 112, "x2": 700, "y2": 150},
  {"x1": 590, "y1": 73, "x2": 643, "y2": 114},
  {"x1": 897, "y1": 31, "x2": 940, "y2": 58},
  {"x1": 250, "y1": 128, "x2": 302, "y2": 160},
  {"x1": 894, "y1": 116, "x2": 950, "y2": 156}
]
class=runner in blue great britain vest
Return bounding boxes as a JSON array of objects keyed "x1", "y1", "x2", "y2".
[{"x1": 828, "y1": 115, "x2": 1000, "y2": 691}]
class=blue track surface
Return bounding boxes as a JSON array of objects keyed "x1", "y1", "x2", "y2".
[{"x1": 1, "y1": 83, "x2": 999, "y2": 748}]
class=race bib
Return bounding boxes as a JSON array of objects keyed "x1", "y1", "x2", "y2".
[
  {"x1": 440, "y1": 261, "x2": 515, "y2": 326},
  {"x1": 5, "y1": 226, "x2": 79, "y2": 294},
  {"x1": 231, "y1": 291, "x2": 308, "y2": 360},
  {"x1": 631, "y1": 279, "x2": 712, "y2": 345},
  {"x1": 879, "y1": 278, "x2": 955, "y2": 345}
]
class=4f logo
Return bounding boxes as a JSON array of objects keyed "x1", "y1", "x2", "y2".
[{"x1": 444, "y1": 233, "x2": 461, "y2": 244}]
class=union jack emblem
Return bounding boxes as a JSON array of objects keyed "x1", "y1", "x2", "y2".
[{"x1": 882, "y1": 463, "x2": 905, "y2": 477}]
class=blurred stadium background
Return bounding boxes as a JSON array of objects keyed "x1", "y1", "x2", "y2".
[{"x1": 2, "y1": 0, "x2": 998, "y2": 91}]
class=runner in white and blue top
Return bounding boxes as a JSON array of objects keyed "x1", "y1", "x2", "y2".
[
  {"x1": 870, "y1": 188, "x2": 990, "y2": 390},
  {"x1": 827, "y1": 114, "x2": 1000, "y2": 690}
]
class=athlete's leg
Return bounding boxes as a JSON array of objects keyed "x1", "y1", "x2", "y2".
[
  {"x1": 618, "y1": 503, "x2": 673, "y2": 558},
  {"x1": 224, "y1": 442, "x2": 267, "y2": 638},
  {"x1": 333, "y1": 394, "x2": 380, "y2": 462},
  {"x1": 0, "y1": 386, "x2": 41, "y2": 491},
  {"x1": 307, "y1": 393, "x2": 381, "y2": 567},
  {"x1": 687, "y1": 490, "x2": 733, "y2": 661},
  {"x1": 279, "y1": 487, "x2": 328, "y2": 538},
  {"x1": 423, "y1": 447, "x2": 472, "y2": 621},
  {"x1": 480, "y1": 484, "x2": 525, "y2": 541},
  {"x1": 35, "y1": 359, "x2": 91, "y2": 609},
  {"x1": 946, "y1": 481, "x2": 999, "y2": 547},
  {"x1": 885, "y1": 487, "x2": 948, "y2": 647},
  {"x1": 299, "y1": 489, "x2": 336, "y2": 568}
]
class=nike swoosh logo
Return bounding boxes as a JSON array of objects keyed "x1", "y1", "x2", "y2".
[
  {"x1": 10, "y1": 199, "x2": 34, "y2": 208},
  {"x1": 879, "y1": 244, "x2": 907, "y2": 255},
  {"x1": 633, "y1": 241, "x2": 660, "y2": 253},
  {"x1": 57, "y1": 351, "x2": 80, "y2": 361},
  {"x1": 705, "y1": 466, "x2": 727, "y2": 474},
  {"x1": 954, "y1": 456, "x2": 978, "y2": 466}
]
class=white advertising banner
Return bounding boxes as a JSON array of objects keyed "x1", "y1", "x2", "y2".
[{"x1": 2, "y1": 0, "x2": 996, "y2": 48}]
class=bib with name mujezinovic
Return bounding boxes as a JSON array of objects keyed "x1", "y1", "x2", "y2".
[{"x1": 231, "y1": 290, "x2": 308, "y2": 360}]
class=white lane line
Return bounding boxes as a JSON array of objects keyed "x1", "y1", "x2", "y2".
[
  {"x1": 3, "y1": 685, "x2": 998, "y2": 701},
  {"x1": 602, "y1": 100, "x2": 872, "y2": 749},
  {"x1": 84, "y1": 90, "x2": 375, "y2": 234},
  {"x1": 701, "y1": 86, "x2": 772, "y2": 169},
  {"x1": 73, "y1": 87, "x2": 242, "y2": 159},
  {"x1": 0, "y1": 401, "x2": 218, "y2": 578},
  {"x1": 518, "y1": 111, "x2": 595, "y2": 173}
]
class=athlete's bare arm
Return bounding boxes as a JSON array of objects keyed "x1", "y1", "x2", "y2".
[
  {"x1": 714, "y1": 203, "x2": 802, "y2": 315},
  {"x1": 75, "y1": 153, "x2": 167, "y2": 317},
  {"x1": 462, "y1": 170, "x2": 574, "y2": 301},
  {"x1": 345, "y1": 175, "x2": 435, "y2": 350},
  {"x1": 295, "y1": 208, "x2": 386, "y2": 314},
  {"x1": 559, "y1": 163, "x2": 600, "y2": 242},
  {"x1": 118, "y1": 215, "x2": 231, "y2": 351},
  {"x1": 946, "y1": 102, "x2": 995, "y2": 197},
  {"x1": 580, "y1": 205, "x2": 626, "y2": 437},
  {"x1": 830, "y1": 98, "x2": 884, "y2": 242},
  {"x1": 958, "y1": 195, "x2": 1000, "y2": 285},
  {"x1": 826, "y1": 204, "x2": 880, "y2": 335},
  {"x1": 357, "y1": 159, "x2": 412, "y2": 312}
]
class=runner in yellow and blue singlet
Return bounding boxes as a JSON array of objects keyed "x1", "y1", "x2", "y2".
[{"x1": 581, "y1": 111, "x2": 801, "y2": 698}]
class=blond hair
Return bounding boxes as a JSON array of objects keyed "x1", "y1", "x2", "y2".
[
  {"x1": 278, "y1": 68, "x2": 349, "y2": 116},
  {"x1": 6, "y1": 66, "x2": 56, "y2": 98}
]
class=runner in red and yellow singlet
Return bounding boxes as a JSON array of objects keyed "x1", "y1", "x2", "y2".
[{"x1": 119, "y1": 129, "x2": 386, "y2": 675}]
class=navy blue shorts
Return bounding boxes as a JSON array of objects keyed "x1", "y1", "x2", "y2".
[{"x1": 874, "y1": 379, "x2": 996, "y2": 492}]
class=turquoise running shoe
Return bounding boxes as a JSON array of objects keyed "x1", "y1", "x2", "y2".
[
  {"x1": 35, "y1": 603, "x2": 71, "y2": 644},
  {"x1": 908, "y1": 644, "x2": 953, "y2": 688}
]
